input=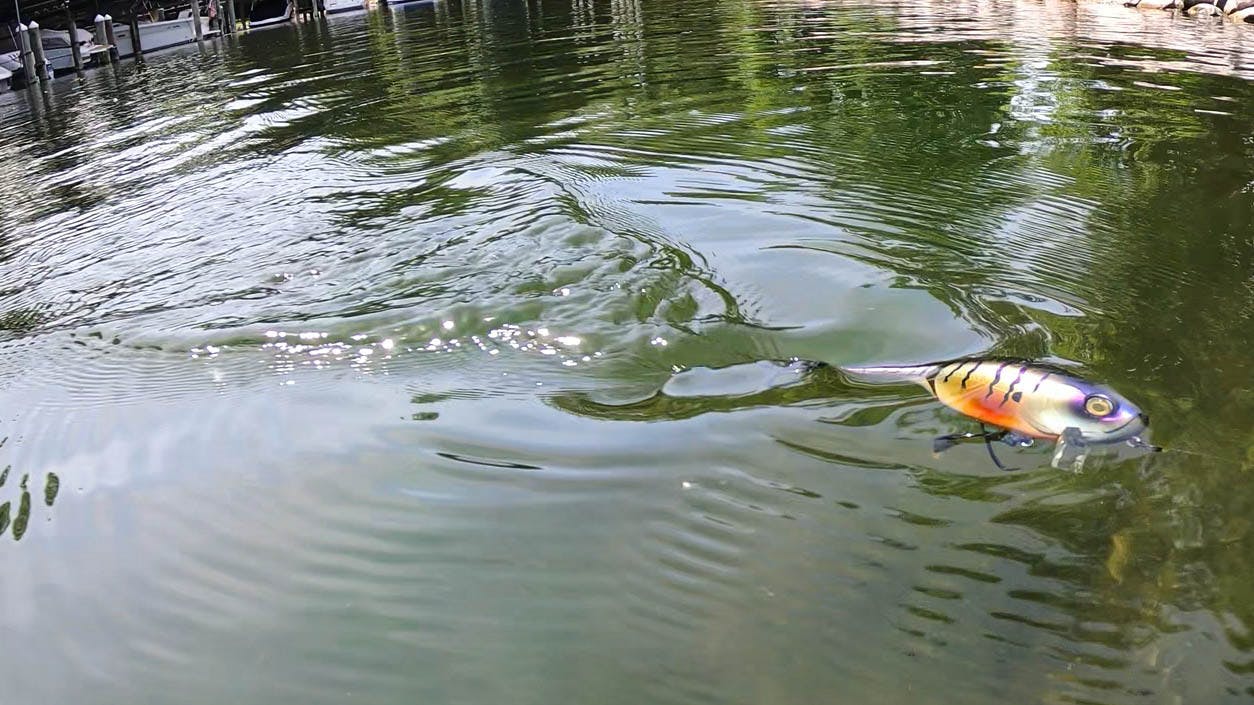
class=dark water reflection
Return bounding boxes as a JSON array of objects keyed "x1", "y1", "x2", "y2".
[{"x1": 1, "y1": 0, "x2": 1253, "y2": 702}]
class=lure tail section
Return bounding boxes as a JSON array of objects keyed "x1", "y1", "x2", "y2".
[{"x1": 839, "y1": 363, "x2": 940, "y2": 389}]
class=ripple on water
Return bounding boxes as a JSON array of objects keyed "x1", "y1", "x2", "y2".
[{"x1": 1, "y1": 0, "x2": 1254, "y2": 703}]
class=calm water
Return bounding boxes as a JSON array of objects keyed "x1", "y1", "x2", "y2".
[{"x1": 1, "y1": 0, "x2": 1253, "y2": 701}]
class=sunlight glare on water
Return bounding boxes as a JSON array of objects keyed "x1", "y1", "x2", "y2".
[{"x1": 0, "y1": 0, "x2": 1253, "y2": 703}]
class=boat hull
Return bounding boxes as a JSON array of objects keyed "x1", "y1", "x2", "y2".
[
  {"x1": 324, "y1": 0, "x2": 364, "y2": 12},
  {"x1": 109, "y1": 17, "x2": 216, "y2": 58},
  {"x1": 0, "y1": 51, "x2": 52, "y2": 88},
  {"x1": 249, "y1": 0, "x2": 295, "y2": 26}
]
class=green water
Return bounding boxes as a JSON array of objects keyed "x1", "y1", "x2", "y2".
[{"x1": 1, "y1": 0, "x2": 1252, "y2": 702}]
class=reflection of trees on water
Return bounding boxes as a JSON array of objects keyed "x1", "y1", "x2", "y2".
[
  {"x1": 605, "y1": 8, "x2": 1254, "y2": 692},
  {"x1": 0, "y1": 463, "x2": 59, "y2": 541},
  {"x1": 480, "y1": 3, "x2": 1254, "y2": 696},
  {"x1": 906, "y1": 447, "x2": 1254, "y2": 701},
  {"x1": 9, "y1": 1, "x2": 1236, "y2": 691},
  {"x1": 328, "y1": 0, "x2": 1250, "y2": 419},
  {"x1": 0, "y1": 0, "x2": 1247, "y2": 697},
  {"x1": 985, "y1": 36, "x2": 1254, "y2": 694}
]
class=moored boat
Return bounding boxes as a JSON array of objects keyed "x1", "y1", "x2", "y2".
[
  {"x1": 324, "y1": 0, "x2": 365, "y2": 13},
  {"x1": 248, "y1": 0, "x2": 295, "y2": 26},
  {"x1": 40, "y1": 28, "x2": 108, "y2": 73},
  {"x1": 110, "y1": 15, "x2": 216, "y2": 58},
  {"x1": 1, "y1": 24, "x2": 104, "y2": 75}
]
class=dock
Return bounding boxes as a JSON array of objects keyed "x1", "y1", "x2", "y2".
[{"x1": 0, "y1": 0, "x2": 384, "y2": 93}]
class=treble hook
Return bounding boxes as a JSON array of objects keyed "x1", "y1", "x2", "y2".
[{"x1": 981, "y1": 423, "x2": 1018, "y2": 472}]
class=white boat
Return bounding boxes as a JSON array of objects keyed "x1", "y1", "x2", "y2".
[
  {"x1": 0, "y1": 49, "x2": 52, "y2": 87},
  {"x1": 110, "y1": 15, "x2": 216, "y2": 58},
  {"x1": 1, "y1": 25, "x2": 103, "y2": 75},
  {"x1": 248, "y1": 0, "x2": 294, "y2": 26},
  {"x1": 40, "y1": 28, "x2": 108, "y2": 73},
  {"x1": 324, "y1": 0, "x2": 364, "y2": 13},
  {"x1": 0, "y1": 63, "x2": 11, "y2": 92}
]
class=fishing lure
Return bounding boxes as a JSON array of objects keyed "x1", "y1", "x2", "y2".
[{"x1": 841, "y1": 358, "x2": 1154, "y2": 470}]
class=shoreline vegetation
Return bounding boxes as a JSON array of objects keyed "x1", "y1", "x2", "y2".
[
  {"x1": 1123, "y1": 0, "x2": 1254, "y2": 21},
  {"x1": 849, "y1": 0, "x2": 1254, "y2": 80}
]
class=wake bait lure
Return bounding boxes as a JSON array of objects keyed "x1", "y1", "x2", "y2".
[{"x1": 840, "y1": 358, "x2": 1155, "y2": 471}]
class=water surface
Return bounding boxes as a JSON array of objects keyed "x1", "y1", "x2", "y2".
[{"x1": 1, "y1": 0, "x2": 1253, "y2": 702}]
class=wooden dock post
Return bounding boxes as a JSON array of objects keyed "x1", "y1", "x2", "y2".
[
  {"x1": 93, "y1": 15, "x2": 112, "y2": 64},
  {"x1": 190, "y1": 0, "x2": 204, "y2": 40},
  {"x1": 103, "y1": 15, "x2": 119, "y2": 60},
  {"x1": 17, "y1": 24, "x2": 39, "y2": 86},
  {"x1": 66, "y1": 6, "x2": 84, "y2": 72},
  {"x1": 27, "y1": 21, "x2": 51, "y2": 80},
  {"x1": 129, "y1": 14, "x2": 143, "y2": 57}
]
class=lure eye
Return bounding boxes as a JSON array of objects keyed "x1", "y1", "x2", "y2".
[{"x1": 1083, "y1": 394, "x2": 1117, "y2": 418}]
